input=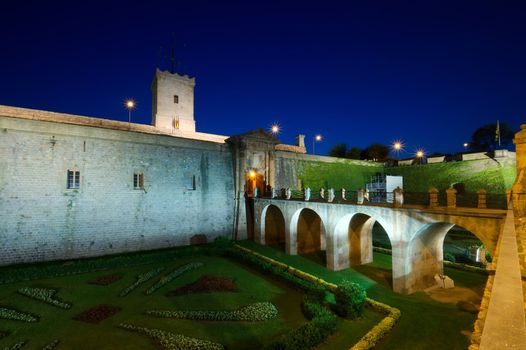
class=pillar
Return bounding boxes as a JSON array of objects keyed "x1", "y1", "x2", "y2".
[
  {"x1": 446, "y1": 187, "x2": 457, "y2": 208},
  {"x1": 477, "y1": 189, "x2": 487, "y2": 209},
  {"x1": 428, "y1": 187, "x2": 439, "y2": 208},
  {"x1": 393, "y1": 187, "x2": 404, "y2": 208},
  {"x1": 512, "y1": 124, "x2": 526, "y2": 216}
]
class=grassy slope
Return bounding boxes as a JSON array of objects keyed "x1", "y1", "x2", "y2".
[
  {"x1": 386, "y1": 158, "x2": 516, "y2": 193},
  {"x1": 294, "y1": 157, "x2": 515, "y2": 193},
  {"x1": 238, "y1": 241, "x2": 487, "y2": 350},
  {"x1": 297, "y1": 159, "x2": 382, "y2": 190}
]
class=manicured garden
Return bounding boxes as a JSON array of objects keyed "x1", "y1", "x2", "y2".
[
  {"x1": 0, "y1": 242, "x2": 383, "y2": 350},
  {"x1": 238, "y1": 240, "x2": 488, "y2": 350}
]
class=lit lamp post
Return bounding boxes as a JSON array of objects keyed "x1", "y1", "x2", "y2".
[
  {"x1": 313, "y1": 134, "x2": 322, "y2": 155},
  {"x1": 270, "y1": 124, "x2": 280, "y2": 135},
  {"x1": 392, "y1": 140, "x2": 404, "y2": 160},
  {"x1": 416, "y1": 150, "x2": 424, "y2": 165},
  {"x1": 125, "y1": 99, "x2": 135, "y2": 124},
  {"x1": 463, "y1": 142, "x2": 469, "y2": 149}
]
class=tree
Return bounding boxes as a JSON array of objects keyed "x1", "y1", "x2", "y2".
[
  {"x1": 362, "y1": 143, "x2": 390, "y2": 161},
  {"x1": 470, "y1": 122, "x2": 514, "y2": 152},
  {"x1": 346, "y1": 147, "x2": 362, "y2": 160},
  {"x1": 329, "y1": 143, "x2": 347, "y2": 158}
]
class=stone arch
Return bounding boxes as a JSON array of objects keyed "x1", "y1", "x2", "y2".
[
  {"x1": 291, "y1": 208, "x2": 326, "y2": 255},
  {"x1": 261, "y1": 204, "x2": 285, "y2": 248},
  {"x1": 407, "y1": 222, "x2": 454, "y2": 291},
  {"x1": 328, "y1": 212, "x2": 394, "y2": 271}
]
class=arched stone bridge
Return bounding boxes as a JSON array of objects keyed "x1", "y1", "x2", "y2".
[{"x1": 252, "y1": 198, "x2": 507, "y2": 294}]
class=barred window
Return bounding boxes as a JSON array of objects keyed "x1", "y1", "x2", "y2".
[
  {"x1": 174, "y1": 95, "x2": 179, "y2": 104},
  {"x1": 133, "y1": 173, "x2": 144, "y2": 190},
  {"x1": 187, "y1": 175, "x2": 196, "y2": 190},
  {"x1": 67, "y1": 170, "x2": 80, "y2": 189}
]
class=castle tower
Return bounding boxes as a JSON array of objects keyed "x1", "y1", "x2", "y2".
[{"x1": 151, "y1": 68, "x2": 196, "y2": 133}]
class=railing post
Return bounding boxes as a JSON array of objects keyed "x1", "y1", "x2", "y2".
[
  {"x1": 285, "y1": 188, "x2": 291, "y2": 200},
  {"x1": 357, "y1": 189, "x2": 364, "y2": 204},
  {"x1": 393, "y1": 187, "x2": 403, "y2": 208},
  {"x1": 428, "y1": 187, "x2": 439, "y2": 208},
  {"x1": 446, "y1": 187, "x2": 457, "y2": 208},
  {"x1": 328, "y1": 188, "x2": 335, "y2": 203},
  {"x1": 319, "y1": 188, "x2": 325, "y2": 200},
  {"x1": 271, "y1": 188, "x2": 277, "y2": 199},
  {"x1": 341, "y1": 188, "x2": 346, "y2": 201},
  {"x1": 304, "y1": 187, "x2": 311, "y2": 201},
  {"x1": 477, "y1": 189, "x2": 487, "y2": 209},
  {"x1": 506, "y1": 189, "x2": 512, "y2": 209}
]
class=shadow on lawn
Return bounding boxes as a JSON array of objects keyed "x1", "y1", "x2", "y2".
[
  {"x1": 353, "y1": 264, "x2": 393, "y2": 289},
  {"x1": 300, "y1": 251, "x2": 327, "y2": 267}
]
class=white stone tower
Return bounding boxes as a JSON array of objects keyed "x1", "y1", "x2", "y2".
[{"x1": 151, "y1": 68, "x2": 196, "y2": 133}]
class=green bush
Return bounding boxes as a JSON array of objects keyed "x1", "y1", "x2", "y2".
[{"x1": 334, "y1": 280, "x2": 367, "y2": 319}]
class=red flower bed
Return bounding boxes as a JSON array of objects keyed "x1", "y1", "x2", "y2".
[
  {"x1": 73, "y1": 305, "x2": 121, "y2": 324},
  {"x1": 166, "y1": 275, "x2": 236, "y2": 297},
  {"x1": 0, "y1": 330, "x2": 10, "y2": 339},
  {"x1": 87, "y1": 274, "x2": 124, "y2": 286}
]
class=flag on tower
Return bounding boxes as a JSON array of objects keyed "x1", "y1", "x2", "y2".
[{"x1": 495, "y1": 120, "x2": 501, "y2": 146}]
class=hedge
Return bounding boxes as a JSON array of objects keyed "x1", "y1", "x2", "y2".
[
  {"x1": 231, "y1": 245, "x2": 401, "y2": 350},
  {"x1": 119, "y1": 323, "x2": 224, "y2": 350}
]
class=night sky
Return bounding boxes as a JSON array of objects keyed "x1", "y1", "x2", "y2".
[{"x1": 1, "y1": 1, "x2": 525, "y2": 157}]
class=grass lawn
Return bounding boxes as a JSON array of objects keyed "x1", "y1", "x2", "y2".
[
  {"x1": 238, "y1": 240, "x2": 487, "y2": 350},
  {"x1": 0, "y1": 248, "x2": 381, "y2": 349}
]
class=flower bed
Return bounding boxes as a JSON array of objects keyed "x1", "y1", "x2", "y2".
[
  {"x1": 0, "y1": 307, "x2": 38, "y2": 322},
  {"x1": 230, "y1": 245, "x2": 401, "y2": 350},
  {"x1": 166, "y1": 275, "x2": 236, "y2": 297},
  {"x1": 147, "y1": 302, "x2": 278, "y2": 322},
  {"x1": 42, "y1": 339, "x2": 60, "y2": 350},
  {"x1": 119, "y1": 323, "x2": 224, "y2": 350},
  {"x1": 17, "y1": 287, "x2": 71, "y2": 309},
  {"x1": 3, "y1": 341, "x2": 26, "y2": 350},
  {"x1": 145, "y1": 262, "x2": 204, "y2": 295},
  {"x1": 119, "y1": 267, "x2": 165, "y2": 296},
  {"x1": 0, "y1": 330, "x2": 10, "y2": 339},
  {"x1": 88, "y1": 273, "x2": 124, "y2": 286},
  {"x1": 73, "y1": 305, "x2": 121, "y2": 324}
]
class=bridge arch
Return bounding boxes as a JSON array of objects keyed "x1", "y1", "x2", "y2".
[
  {"x1": 290, "y1": 208, "x2": 327, "y2": 255},
  {"x1": 260, "y1": 204, "x2": 286, "y2": 249}
]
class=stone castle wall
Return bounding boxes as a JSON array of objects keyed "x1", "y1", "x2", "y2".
[{"x1": 0, "y1": 115, "x2": 235, "y2": 266}]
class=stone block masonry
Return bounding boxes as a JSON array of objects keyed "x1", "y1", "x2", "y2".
[{"x1": 0, "y1": 115, "x2": 235, "y2": 266}]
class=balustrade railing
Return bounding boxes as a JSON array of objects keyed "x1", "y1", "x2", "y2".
[{"x1": 258, "y1": 187, "x2": 508, "y2": 210}]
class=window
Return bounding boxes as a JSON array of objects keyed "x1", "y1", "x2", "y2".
[
  {"x1": 133, "y1": 173, "x2": 144, "y2": 190},
  {"x1": 67, "y1": 170, "x2": 80, "y2": 189},
  {"x1": 186, "y1": 175, "x2": 196, "y2": 190},
  {"x1": 174, "y1": 95, "x2": 179, "y2": 104}
]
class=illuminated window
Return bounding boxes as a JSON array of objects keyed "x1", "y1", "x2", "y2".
[
  {"x1": 133, "y1": 173, "x2": 144, "y2": 190},
  {"x1": 174, "y1": 95, "x2": 179, "y2": 104},
  {"x1": 67, "y1": 170, "x2": 80, "y2": 189}
]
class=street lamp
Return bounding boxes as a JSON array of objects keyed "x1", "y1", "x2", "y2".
[
  {"x1": 391, "y1": 140, "x2": 404, "y2": 159},
  {"x1": 270, "y1": 123, "x2": 280, "y2": 135},
  {"x1": 313, "y1": 134, "x2": 322, "y2": 155},
  {"x1": 463, "y1": 142, "x2": 469, "y2": 149},
  {"x1": 416, "y1": 149, "x2": 424, "y2": 164},
  {"x1": 125, "y1": 99, "x2": 135, "y2": 124}
]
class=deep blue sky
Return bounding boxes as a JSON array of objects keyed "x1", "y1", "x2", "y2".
[{"x1": 1, "y1": 1, "x2": 524, "y2": 156}]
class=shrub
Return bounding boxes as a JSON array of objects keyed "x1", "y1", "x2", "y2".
[
  {"x1": 120, "y1": 323, "x2": 224, "y2": 350},
  {"x1": 333, "y1": 280, "x2": 366, "y2": 319},
  {"x1": 42, "y1": 340, "x2": 60, "y2": 350},
  {"x1": 17, "y1": 287, "x2": 71, "y2": 309},
  {"x1": 119, "y1": 267, "x2": 165, "y2": 296},
  {"x1": 0, "y1": 307, "x2": 38, "y2": 322},
  {"x1": 444, "y1": 252, "x2": 456, "y2": 263},
  {"x1": 148, "y1": 302, "x2": 278, "y2": 322},
  {"x1": 3, "y1": 341, "x2": 26, "y2": 350},
  {"x1": 145, "y1": 262, "x2": 204, "y2": 295}
]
